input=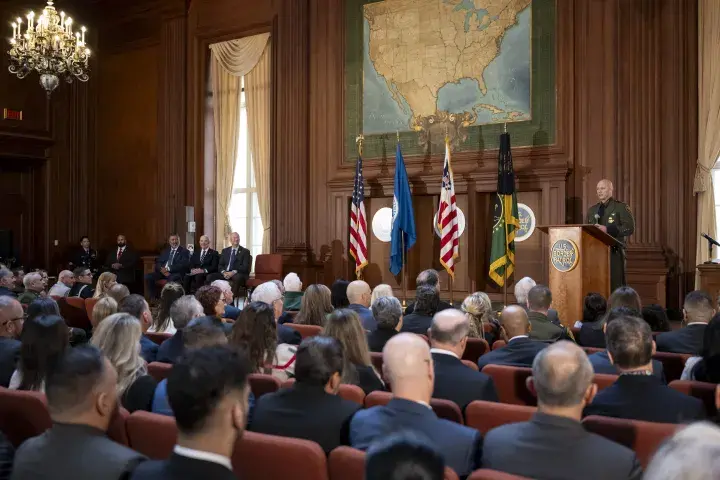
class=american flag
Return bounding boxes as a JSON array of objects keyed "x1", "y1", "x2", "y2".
[
  {"x1": 437, "y1": 139, "x2": 459, "y2": 278},
  {"x1": 350, "y1": 155, "x2": 368, "y2": 276}
]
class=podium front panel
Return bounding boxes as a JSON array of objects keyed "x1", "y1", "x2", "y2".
[{"x1": 547, "y1": 227, "x2": 584, "y2": 326}]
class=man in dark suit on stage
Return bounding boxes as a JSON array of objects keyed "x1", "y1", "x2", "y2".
[
  {"x1": 183, "y1": 235, "x2": 219, "y2": 294},
  {"x1": 482, "y1": 341, "x2": 642, "y2": 480},
  {"x1": 477, "y1": 305, "x2": 548, "y2": 371},
  {"x1": 68, "y1": 236, "x2": 99, "y2": 274},
  {"x1": 144, "y1": 234, "x2": 190, "y2": 300},
  {"x1": 206, "y1": 232, "x2": 251, "y2": 295},
  {"x1": 104, "y1": 234, "x2": 138, "y2": 287},
  {"x1": 430, "y1": 309, "x2": 498, "y2": 409},
  {"x1": 656, "y1": 290, "x2": 715, "y2": 355}
]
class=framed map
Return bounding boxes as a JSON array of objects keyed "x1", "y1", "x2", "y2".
[{"x1": 345, "y1": 0, "x2": 556, "y2": 161}]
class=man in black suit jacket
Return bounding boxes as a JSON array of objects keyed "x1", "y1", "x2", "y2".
[
  {"x1": 251, "y1": 336, "x2": 361, "y2": 452},
  {"x1": 656, "y1": 290, "x2": 714, "y2": 354},
  {"x1": 482, "y1": 341, "x2": 642, "y2": 480},
  {"x1": 0, "y1": 268, "x2": 16, "y2": 298},
  {"x1": 367, "y1": 296, "x2": 403, "y2": 352},
  {"x1": 183, "y1": 235, "x2": 219, "y2": 294},
  {"x1": 145, "y1": 233, "x2": 191, "y2": 300},
  {"x1": 104, "y1": 234, "x2": 138, "y2": 286},
  {"x1": 205, "y1": 232, "x2": 251, "y2": 294},
  {"x1": 401, "y1": 285, "x2": 438, "y2": 335},
  {"x1": 156, "y1": 295, "x2": 204, "y2": 364},
  {"x1": 430, "y1": 309, "x2": 498, "y2": 409},
  {"x1": 131, "y1": 346, "x2": 252, "y2": 480},
  {"x1": 404, "y1": 269, "x2": 452, "y2": 315},
  {"x1": 477, "y1": 305, "x2": 548, "y2": 371},
  {"x1": 0, "y1": 297, "x2": 22, "y2": 388},
  {"x1": 68, "y1": 267, "x2": 95, "y2": 299},
  {"x1": 584, "y1": 315, "x2": 706, "y2": 423}
]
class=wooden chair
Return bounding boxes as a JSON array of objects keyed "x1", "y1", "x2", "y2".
[
  {"x1": 246, "y1": 254, "x2": 282, "y2": 290},
  {"x1": 56, "y1": 296, "x2": 92, "y2": 330},
  {"x1": 84, "y1": 297, "x2": 99, "y2": 321}
]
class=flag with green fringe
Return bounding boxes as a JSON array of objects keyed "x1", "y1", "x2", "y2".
[{"x1": 489, "y1": 132, "x2": 519, "y2": 287}]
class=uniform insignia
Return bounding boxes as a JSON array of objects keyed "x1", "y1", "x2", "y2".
[{"x1": 608, "y1": 216, "x2": 615, "y2": 224}]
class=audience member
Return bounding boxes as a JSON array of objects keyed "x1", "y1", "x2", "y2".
[
  {"x1": 584, "y1": 315, "x2": 705, "y2": 423},
  {"x1": 251, "y1": 281, "x2": 301, "y2": 345},
  {"x1": 294, "y1": 284, "x2": 333, "y2": 326},
  {"x1": 93, "y1": 272, "x2": 117, "y2": 299},
  {"x1": 513, "y1": 276, "x2": 536, "y2": 307},
  {"x1": 68, "y1": 235, "x2": 98, "y2": 273},
  {"x1": 69, "y1": 267, "x2": 95, "y2": 299},
  {"x1": 118, "y1": 294, "x2": 159, "y2": 363},
  {"x1": 9, "y1": 314, "x2": 68, "y2": 392},
  {"x1": 91, "y1": 313, "x2": 157, "y2": 413},
  {"x1": 156, "y1": 295, "x2": 204, "y2": 364},
  {"x1": 91, "y1": 297, "x2": 118, "y2": 328},
  {"x1": 205, "y1": 231, "x2": 251, "y2": 295},
  {"x1": 229, "y1": 301, "x2": 296, "y2": 382},
  {"x1": 11, "y1": 346, "x2": 146, "y2": 480},
  {"x1": 145, "y1": 234, "x2": 190, "y2": 300},
  {"x1": 210, "y1": 279, "x2": 240, "y2": 320},
  {"x1": 325, "y1": 308, "x2": 384, "y2": 394},
  {"x1": 575, "y1": 292, "x2": 607, "y2": 329},
  {"x1": 346, "y1": 280, "x2": 377, "y2": 331},
  {"x1": 0, "y1": 297, "x2": 23, "y2": 387},
  {"x1": 183, "y1": 235, "x2": 218, "y2": 294},
  {"x1": 370, "y1": 284, "x2": 394, "y2": 306},
  {"x1": 461, "y1": 291, "x2": 495, "y2": 340},
  {"x1": 282, "y1": 272, "x2": 303, "y2": 311},
  {"x1": 368, "y1": 296, "x2": 403, "y2": 352},
  {"x1": 251, "y1": 336, "x2": 361, "y2": 452},
  {"x1": 104, "y1": 234, "x2": 138, "y2": 287},
  {"x1": 644, "y1": 422, "x2": 720, "y2": 480},
  {"x1": 657, "y1": 290, "x2": 715, "y2": 354},
  {"x1": 17, "y1": 272, "x2": 45, "y2": 306},
  {"x1": 578, "y1": 286, "x2": 642, "y2": 348},
  {"x1": 27, "y1": 297, "x2": 87, "y2": 346},
  {"x1": 430, "y1": 309, "x2": 498, "y2": 409},
  {"x1": 482, "y1": 341, "x2": 642, "y2": 480},
  {"x1": 131, "y1": 346, "x2": 251, "y2": 480},
  {"x1": 365, "y1": 432, "x2": 446, "y2": 480},
  {"x1": 148, "y1": 282, "x2": 184, "y2": 334},
  {"x1": 10, "y1": 269, "x2": 24, "y2": 295},
  {"x1": 48, "y1": 270, "x2": 74, "y2": 297},
  {"x1": 36, "y1": 270, "x2": 49, "y2": 291},
  {"x1": 350, "y1": 333, "x2": 481, "y2": 477},
  {"x1": 106, "y1": 283, "x2": 130, "y2": 305},
  {"x1": 0, "y1": 432, "x2": 12, "y2": 480},
  {"x1": 477, "y1": 305, "x2": 548, "y2": 371},
  {"x1": 404, "y1": 270, "x2": 452, "y2": 315},
  {"x1": 0, "y1": 269, "x2": 16, "y2": 298},
  {"x1": 681, "y1": 313, "x2": 720, "y2": 382},
  {"x1": 330, "y1": 279, "x2": 350, "y2": 308},
  {"x1": 642, "y1": 304, "x2": 672, "y2": 332},
  {"x1": 527, "y1": 285, "x2": 568, "y2": 342},
  {"x1": 401, "y1": 285, "x2": 439, "y2": 335}
]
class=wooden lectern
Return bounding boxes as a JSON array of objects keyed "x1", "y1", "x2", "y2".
[
  {"x1": 697, "y1": 264, "x2": 720, "y2": 306},
  {"x1": 537, "y1": 225, "x2": 619, "y2": 327}
]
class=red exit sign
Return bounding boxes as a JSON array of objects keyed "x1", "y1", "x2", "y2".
[{"x1": 3, "y1": 109, "x2": 22, "y2": 120}]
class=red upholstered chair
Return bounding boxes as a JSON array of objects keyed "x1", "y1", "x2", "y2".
[
  {"x1": 465, "y1": 400, "x2": 536, "y2": 435},
  {"x1": 286, "y1": 324, "x2": 323, "y2": 339},
  {"x1": 245, "y1": 254, "x2": 283, "y2": 290},
  {"x1": 582, "y1": 346, "x2": 605, "y2": 355},
  {"x1": 462, "y1": 338, "x2": 490, "y2": 364},
  {"x1": 462, "y1": 360, "x2": 480, "y2": 371},
  {"x1": 364, "y1": 390, "x2": 393, "y2": 408},
  {"x1": 107, "y1": 407, "x2": 130, "y2": 446},
  {"x1": 148, "y1": 362, "x2": 173, "y2": 382},
  {"x1": 570, "y1": 327, "x2": 581, "y2": 337},
  {"x1": 492, "y1": 340, "x2": 507, "y2": 351},
  {"x1": 232, "y1": 431, "x2": 328, "y2": 480},
  {"x1": 84, "y1": 297, "x2": 99, "y2": 321},
  {"x1": 126, "y1": 411, "x2": 177, "y2": 459},
  {"x1": 582, "y1": 415, "x2": 677, "y2": 467},
  {"x1": 480, "y1": 365, "x2": 535, "y2": 406},
  {"x1": 669, "y1": 380, "x2": 718, "y2": 417},
  {"x1": 370, "y1": 352, "x2": 384, "y2": 376},
  {"x1": 0, "y1": 388, "x2": 51, "y2": 447},
  {"x1": 57, "y1": 296, "x2": 91, "y2": 330},
  {"x1": 248, "y1": 373, "x2": 281, "y2": 398},
  {"x1": 469, "y1": 469, "x2": 532, "y2": 480},
  {"x1": 145, "y1": 332, "x2": 173, "y2": 345},
  {"x1": 328, "y1": 446, "x2": 459, "y2": 480},
  {"x1": 593, "y1": 373, "x2": 619, "y2": 391},
  {"x1": 653, "y1": 352, "x2": 691, "y2": 383}
]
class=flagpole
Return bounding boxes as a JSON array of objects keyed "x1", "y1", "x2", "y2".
[
  {"x1": 502, "y1": 123, "x2": 509, "y2": 306},
  {"x1": 402, "y1": 236, "x2": 407, "y2": 307}
]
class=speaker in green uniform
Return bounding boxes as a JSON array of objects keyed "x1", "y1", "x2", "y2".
[{"x1": 586, "y1": 179, "x2": 635, "y2": 292}]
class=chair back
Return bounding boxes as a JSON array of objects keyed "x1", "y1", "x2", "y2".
[
  {"x1": 462, "y1": 360, "x2": 480, "y2": 371},
  {"x1": 85, "y1": 297, "x2": 99, "y2": 321},
  {"x1": 370, "y1": 352, "x2": 384, "y2": 376},
  {"x1": 145, "y1": 332, "x2": 173, "y2": 346},
  {"x1": 570, "y1": 327, "x2": 581, "y2": 337},
  {"x1": 462, "y1": 338, "x2": 490, "y2": 364},
  {"x1": 56, "y1": 296, "x2": 91, "y2": 330},
  {"x1": 469, "y1": 469, "x2": 532, "y2": 480},
  {"x1": 582, "y1": 346, "x2": 604, "y2": 355},
  {"x1": 364, "y1": 390, "x2": 392, "y2": 409},
  {"x1": 148, "y1": 362, "x2": 173, "y2": 382},
  {"x1": 669, "y1": 380, "x2": 718, "y2": 417},
  {"x1": 653, "y1": 352, "x2": 692, "y2": 383},
  {"x1": 0, "y1": 387, "x2": 51, "y2": 447},
  {"x1": 582, "y1": 415, "x2": 677, "y2": 468},
  {"x1": 248, "y1": 373, "x2": 281, "y2": 398},
  {"x1": 593, "y1": 373, "x2": 619, "y2": 391},
  {"x1": 233, "y1": 430, "x2": 328, "y2": 480},
  {"x1": 286, "y1": 323, "x2": 323, "y2": 339},
  {"x1": 126, "y1": 411, "x2": 177, "y2": 459},
  {"x1": 491, "y1": 340, "x2": 507, "y2": 350},
  {"x1": 107, "y1": 407, "x2": 130, "y2": 446},
  {"x1": 480, "y1": 365, "x2": 535, "y2": 406},
  {"x1": 465, "y1": 400, "x2": 536, "y2": 435},
  {"x1": 250, "y1": 254, "x2": 283, "y2": 283},
  {"x1": 328, "y1": 446, "x2": 458, "y2": 480},
  {"x1": 430, "y1": 398, "x2": 464, "y2": 424}
]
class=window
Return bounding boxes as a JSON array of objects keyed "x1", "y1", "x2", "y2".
[{"x1": 228, "y1": 79, "x2": 263, "y2": 267}]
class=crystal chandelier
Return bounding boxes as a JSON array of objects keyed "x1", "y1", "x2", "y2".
[{"x1": 8, "y1": 0, "x2": 90, "y2": 97}]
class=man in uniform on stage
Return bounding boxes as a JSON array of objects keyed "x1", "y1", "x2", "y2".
[{"x1": 586, "y1": 179, "x2": 635, "y2": 291}]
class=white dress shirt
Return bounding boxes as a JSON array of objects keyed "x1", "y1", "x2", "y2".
[
  {"x1": 508, "y1": 334, "x2": 529, "y2": 342},
  {"x1": 429, "y1": 348, "x2": 460, "y2": 359},
  {"x1": 48, "y1": 283, "x2": 71, "y2": 297},
  {"x1": 173, "y1": 445, "x2": 233, "y2": 472},
  {"x1": 165, "y1": 248, "x2": 178, "y2": 269}
]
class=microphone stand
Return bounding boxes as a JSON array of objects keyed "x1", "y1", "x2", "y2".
[{"x1": 701, "y1": 233, "x2": 720, "y2": 264}]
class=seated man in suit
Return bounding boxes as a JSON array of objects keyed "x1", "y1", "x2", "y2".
[
  {"x1": 251, "y1": 336, "x2": 361, "y2": 452},
  {"x1": 205, "y1": 232, "x2": 251, "y2": 296},
  {"x1": 0, "y1": 268, "x2": 16, "y2": 298},
  {"x1": 48, "y1": 270, "x2": 75, "y2": 297},
  {"x1": 404, "y1": 269, "x2": 453, "y2": 315},
  {"x1": 13, "y1": 346, "x2": 146, "y2": 479},
  {"x1": 584, "y1": 315, "x2": 706, "y2": 423},
  {"x1": 482, "y1": 341, "x2": 642, "y2": 480},
  {"x1": 401, "y1": 285, "x2": 439, "y2": 335},
  {"x1": 365, "y1": 432, "x2": 446, "y2": 480},
  {"x1": 346, "y1": 280, "x2": 376, "y2": 332},
  {"x1": 527, "y1": 285, "x2": 570, "y2": 342},
  {"x1": 145, "y1": 233, "x2": 190, "y2": 300},
  {"x1": 183, "y1": 235, "x2": 219, "y2": 294},
  {"x1": 251, "y1": 282, "x2": 301, "y2": 345},
  {"x1": 477, "y1": 305, "x2": 549, "y2": 371},
  {"x1": 104, "y1": 234, "x2": 138, "y2": 287},
  {"x1": 656, "y1": 290, "x2": 715, "y2": 354},
  {"x1": 430, "y1": 309, "x2": 498, "y2": 409},
  {"x1": 368, "y1": 296, "x2": 403, "y2": 352},
  {"x1": 0, "y1": 297, "x2": 23, "y2": 387},
  {"x1": 156, "y1": 295, "x2": 205, "y2": 364},
  {"x1": 515, "y1": 276, "x2": 561, "y2": 325},
  {"x1": 118, "y1": 294, "x2": 159, "y2": 363},
  {"x1": 131, "y1": 345, "x2": 251, "y2": 480},
  {"x1": 350, "y1": 333, "x2": 482, "y2": 477},
  {"x1": 68, "y1": 267, "x2": 95, "y2": 299},
  {"x1": 210, "y1": 280, "x2": 241, "y2": 321},
  {"x1": 17, "y1": 272, "x2": 45, "y2": 306}
]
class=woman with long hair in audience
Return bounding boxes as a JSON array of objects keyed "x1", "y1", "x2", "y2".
[
  {"x1": 323, "y1": 308, "x2": 384, "y2": 394},
  {"x1": 681, "y1": 314, "x2": 720, "y2": 382},
  {"x1": 195, "y1": 285, "x2": 227, "y2": 320},
  {"x1": 93, "y1": 272, "x2": 117, "y2": 298},
  {"x1": 461, "y1": 292, "x2": 496, "y2": 342},
  {"x1": 229, "y1": 301, "x2": 296, "y2": 382},
  {"x1": 27, "y1": 296, "x2": 87, "y2": 346},
  {"x1": 371, "y1": 284, "x2": 394, "y2": 306},
  {"x1": 331, "y1": 280, "x2": 350, "y2": 309},
  {"x1": 91, "y1": 313, "x2": 157, "y2": 412},
  {"x1": 148, "y1": 282, "x2": 184, "y2": 334},
  {"x1": 579, "y1": 286, "x2": 642, "y2": 348},
  {"x1": 295, "y1": 284, "x2": 333, "y2": 326},
  {"x1": 575, "y1": 292, "x2": 607, "y2": 329},
  {"x1": 90, "y1": 296, "x2": 118, "y2": 328},
  {"x1": 642, "y1": 304, "x2": 672, "y2": 332},
  {"x1": 9, "y1": 314, "x2": 68, "y2": 392}
]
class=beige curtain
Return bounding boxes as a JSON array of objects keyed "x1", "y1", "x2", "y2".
[
  {"x1": 245, "y1": 41, "x2": 271, "y2": 253},
  {"x1": 696, "y1": 0, "x2": 720, "y2": 269},
  {"x1": 209, "y1": 33, "x2": 271, "y2": 250}
]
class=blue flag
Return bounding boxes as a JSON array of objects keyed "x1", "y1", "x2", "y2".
[{"x1": 390, "y1": 142, "x2": 416, "y2": 275}]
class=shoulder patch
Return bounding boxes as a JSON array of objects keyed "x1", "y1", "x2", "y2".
[{"x1": 625, "y1": 204, "x2": 632, "y2": 213}]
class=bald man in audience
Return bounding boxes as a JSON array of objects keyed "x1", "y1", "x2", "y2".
[
  {"x1": 346, "y1": 280, "x2": 376, "y2": 332},
  {"x1": 477, "y1": 305, "x2": 548, "y2": 371},
  {"x1": 430, "y1": 309, "x2": 498, "y2": 409},
  {"x1": 350, "y1": 334, "x2": 481, "y2": 477},
  {"x1": 48, "y1": 270, "x2": 75, "y2": 297},
  {"x1": 482, "y1": 342, "x2": 642, "y2": 480},
  {"x1": 0, "y1": 297, "x2": 23, "y2": 387}
]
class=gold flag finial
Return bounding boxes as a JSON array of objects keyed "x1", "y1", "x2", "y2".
[
  {"x1": 355, "y1": 134, "x2": 364, "y2": 156},
  {"x1": 503, "y1": 122, "x2": 508, "y2": 133},
  {"x1": 396, "y1": 130, "x2": 400, "y2": 143}
]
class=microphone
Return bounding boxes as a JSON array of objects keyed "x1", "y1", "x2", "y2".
[
  {"x1": 594, "y1": 214, "x2": 600, "y2": 225},
  {"x1": 701, "y1": 233, "x2": 720, "y2": 247}
]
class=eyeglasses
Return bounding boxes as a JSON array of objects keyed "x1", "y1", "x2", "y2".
[{"x1": 1, "y1": 315, "x2": 25, "y2": 327}]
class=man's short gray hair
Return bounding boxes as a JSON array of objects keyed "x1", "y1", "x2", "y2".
[
  {"x1": 210, "y1": 279, "x2": 231, "y2": 292},
  {"x1": 416, "y1": 269, "x2": 440, "y2": 288},
  {"x1": 514, "y1": 277, "x2": 536, "y2": 305},
  {"x1": 251, "y1": 282, "x2": 282, "y2": 305},
  {"x1": 0, "y1": 268, "x2": 13, "y2": 284},
  {"x1": 58, "y1": 270, "x2": 73, "y2": 280},
  {"x1": 644, "y1": 422, "x2": 720, "y2": 480},
  {"x1": 532, "y1": 341, "x2": 593, "y2": 407},
  {"x1": 283, "y1": 273, "x2": 302, "y2": 292},
  {"x1": 169, "y1": 295, "x2": 204, "y2": 329},
  {"x1": 23, "y1": 272, "x2": 42, "y2": 289},
  {"x1": 372, "y1": 296, "x2": 403, "y2": 330}
]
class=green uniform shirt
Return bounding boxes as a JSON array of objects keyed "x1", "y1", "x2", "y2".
[{"x1": 586, "y1": 197, "x2": 635, "y2": 244}]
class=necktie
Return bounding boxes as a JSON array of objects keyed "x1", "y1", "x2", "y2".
[
  {"x1": 229, "y1": 249, "x2": 237, "y2": 270},
  {"x1": 168, "y1": 249, "x2": 176, "y2": 267},
  {"x1": 200, "y1": 250, "x2": 206, "y2": 263},
  {"x1": 117, "y1": 248, "x2": 123, "y2": 261}
]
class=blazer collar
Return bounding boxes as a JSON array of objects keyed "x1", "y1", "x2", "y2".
[
  {"x1": 51, "y1": 422, "x2": 107, "y2": 437},
  {"x1": 387, "y1": 398, "x2": 436, "y2": 417},
  {"x1": 616, "y1": 373, "x2": 661, "y2": 388},
  {"x1": 531, "y1": 412, "x2": 584, "y2": 431},
  {"x1": 431, "y1": 350, "x2": 462, "y2": 363}
]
